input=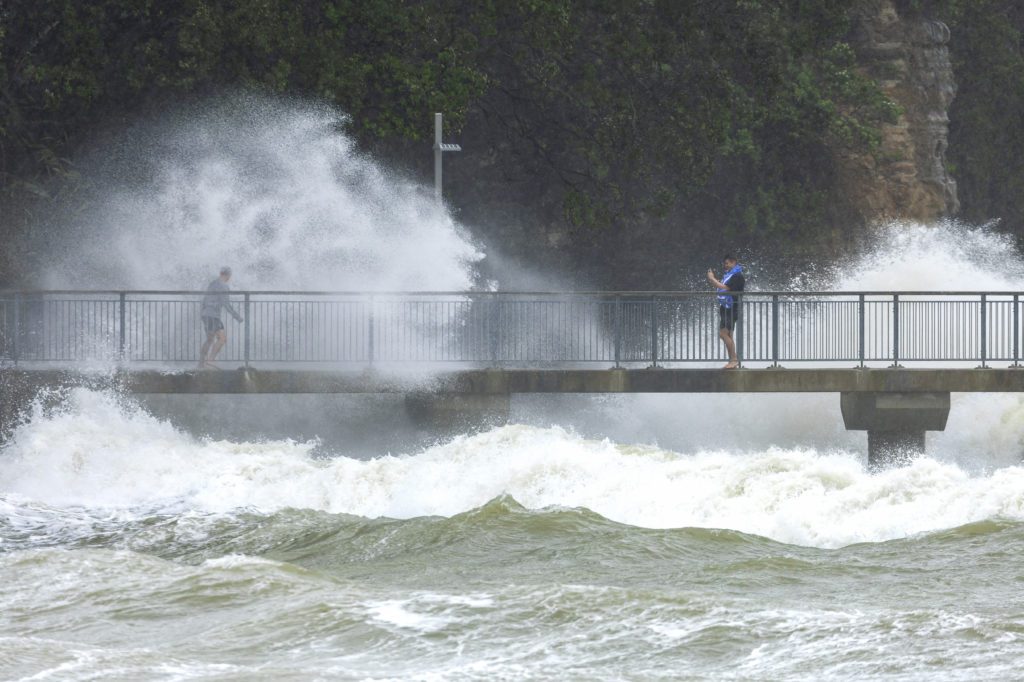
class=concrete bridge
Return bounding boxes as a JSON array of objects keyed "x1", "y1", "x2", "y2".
[
  {"x1": 3, "y1": 289, "x2": 1024, "y2": 469},
  {"x1": 3, "y1": 366, "x2": 1023, "y2": 469}
]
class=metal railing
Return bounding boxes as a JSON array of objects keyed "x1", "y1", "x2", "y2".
[{"x1": 0, "y1": 290, "x2": 1021, "y2": 368}]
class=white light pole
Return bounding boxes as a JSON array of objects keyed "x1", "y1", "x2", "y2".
[{"x1": 433, "y1": 112, "x2": 462, "y2": 205}]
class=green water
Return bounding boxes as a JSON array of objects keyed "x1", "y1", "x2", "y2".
[
  {"x1": 3, "y1": 390, "x2": 1024, "y2": 680},
  {"x1": 3, "y1": 500, "x2": 1024, "y2": 680}
]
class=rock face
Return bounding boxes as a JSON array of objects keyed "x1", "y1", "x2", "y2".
[{"x1": 840, "y1": 0, "x2": 959, "y2": 222}]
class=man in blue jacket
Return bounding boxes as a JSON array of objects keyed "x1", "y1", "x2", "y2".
[
  {"x1": 707, "y1": 255, "x2": 745, "y2": 369},
  {"x1": 198, "y1": 266, "x2": 243, "y2": 368}
]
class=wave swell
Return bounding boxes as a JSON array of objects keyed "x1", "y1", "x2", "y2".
[{"x1": 4, "y1": 389, "x2": 1024, "y2": 548}]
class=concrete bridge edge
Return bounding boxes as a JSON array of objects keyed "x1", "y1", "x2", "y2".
[{"x1": 0, "y1": 368, "x2": 999, "y2": 470}]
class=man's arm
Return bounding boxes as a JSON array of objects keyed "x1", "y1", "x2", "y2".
[
  {"x1": 707, "y1": 270, "x2": 727, "y2": 289},
  {"x1": 225, "y1": 299, "x2": 242, "y2": 322},
  {"x1": 221, "y1": 292, "x2": 242, "y2": 322}
]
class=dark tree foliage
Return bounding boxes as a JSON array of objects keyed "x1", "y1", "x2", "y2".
[
  {"x1": 1, "y1": 0, "x2": 484, "y2": 190},
  {"x1": 450, "y1": 0, "x2": 896, "y2": 280},
  {"x1": 6, "y1": 0, "x2": 1019, "y2": 285}
]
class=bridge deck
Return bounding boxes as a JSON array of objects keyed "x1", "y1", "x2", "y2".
[{"x1": 5, "y1": 367, "x2": 1024, "y2": 394}]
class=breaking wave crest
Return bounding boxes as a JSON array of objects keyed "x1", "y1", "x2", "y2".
[
  {"x1": 3, "y1": 389, "x2": 1024, "y2": 549},
  {"x1": 43, "y1": 95, "x2": 482, "y2": 291}
]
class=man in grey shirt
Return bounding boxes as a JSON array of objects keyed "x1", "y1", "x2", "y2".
[{"x1": 199, "y1": 266, "x2": 243, "y2": 368}]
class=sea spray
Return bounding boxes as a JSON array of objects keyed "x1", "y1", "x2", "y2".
[
  {"x1": 832, "y1": 219, "x2": 1024, "y2": 291},
  {"x1": 4, "y1": 388, "x2": 1024, "y2": 549},
  {"x1": 43, "y1": 95, "x2": 482, "y2": 292}
]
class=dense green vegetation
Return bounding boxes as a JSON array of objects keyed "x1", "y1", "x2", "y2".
[
  {"x1": 0, "y1": 1, "x2": 485, "y2": 191},
  {"x1": 1, "y1": 1, "x2": 1023, "y2": 285}
]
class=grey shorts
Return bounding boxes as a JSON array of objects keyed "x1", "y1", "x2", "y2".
[{"x1": 202, "y1": 316, "x2": 224, "y2": 335}]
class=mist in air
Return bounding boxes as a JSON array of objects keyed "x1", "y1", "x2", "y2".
[{"x1": 43, "y1": 95, "x2": 482, "y2": 292}]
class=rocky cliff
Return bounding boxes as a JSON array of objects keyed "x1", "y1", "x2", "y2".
[{"x1": 841, "y1": 0, "x2": 959, "y2": 224}]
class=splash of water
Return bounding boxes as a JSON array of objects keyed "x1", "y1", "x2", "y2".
[
  {"x1": 812, "y1": 219, "x2": 1022, "y2": 291},
  {"x1": 4, "y1": 389, "x2": 1024, "y2": 549},
  {"x1": 44, "y1": 95, "x2": 482, "y2": 291}
]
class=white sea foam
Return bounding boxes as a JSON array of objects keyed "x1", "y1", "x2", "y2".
[
  {"x1": 3, "y1": 388, "x2": 1024, "y2": 549},
  {"x1": 366, "y1": 600, "x2": 452, "y2": 633}
]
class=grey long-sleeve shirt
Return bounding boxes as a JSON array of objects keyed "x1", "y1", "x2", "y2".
[{"x1": 200, "y1": 279, "x2": 241, "y2": 321}]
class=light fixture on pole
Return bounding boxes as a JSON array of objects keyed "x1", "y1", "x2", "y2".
[{"x1": 434, "y1": 112, "x2": 461, "y2": 205}]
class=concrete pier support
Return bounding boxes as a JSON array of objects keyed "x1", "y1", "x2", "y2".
[
  {"x1": 404, "y1": 393, "x2": 511, "y2": 434},
  {"x1": 841, "y1": 392, "x2": 950, "y2": 470}
]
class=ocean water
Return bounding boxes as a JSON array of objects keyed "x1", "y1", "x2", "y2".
[
  {"x1": 3, "y1": 388, "x2": 1024, "y2": 681},
  {"x1": 8, "y1": 96, "x2": 1024, "y2": 678}
]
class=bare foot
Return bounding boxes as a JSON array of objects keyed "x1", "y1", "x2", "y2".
[
  {"x1": 202, "y1": 362, "x2": 220, "y2": 370},
  {"x1": 723, "y1": 361, "x2": 739, "y2": 369}
]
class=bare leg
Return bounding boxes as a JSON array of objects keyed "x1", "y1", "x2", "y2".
[
  {"x1": 199, "y1": 332, "x2": 215, "y2": 367},
  {"x1": 206, "y1": 329, "x2": 227, "y2": 365},
  {"x1": 720, "y1": 328, "x2": 738, "y2": 368}
]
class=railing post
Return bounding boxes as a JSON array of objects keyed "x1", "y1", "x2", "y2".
[
  {"x1": 367, "y1": 295, "x2": 375, "y2": 367},
  {"x1": 1014, "y1": 294, "x2": 1020, "y2": 368},
  {"x1": 650, "y1": 296, "x2": 658, "y2": 367},
  {"x1": 12, "y1": 292, "x2": 20, "y2": 365},
  {"x1": 891, "y1": 294, "x2": 900, "y2": 367},
  {"x1": 118, "y1": 292, "x2": 126, "y2": 362},
  {"x1": 736, "y1": 294, "x2": 743, "y2": 368},
  {"x1": 771, "y1": 294, "x2": 780, "y2": 368},
  {"x1": 980, "y1": 293, "x2": 988, "y2": 368},
  {"x1": 858, "y1": 294, "x2": 865, "y2": 368},
  {"x1": 243, "y1": 292, "x2": 251, "y2": 368},
  {"x1": 490, "y1": 293, "x2": 500, "y2": 366},
  {"x1": 614, "y1": 295, "x2": 622, "y2": 368}
]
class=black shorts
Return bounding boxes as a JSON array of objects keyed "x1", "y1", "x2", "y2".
[
  {"x1": 202, "y1": 316, "x2": 224, "y2": 335},
  {"x1": 719, "y1": 305, "x2": 740, "y2": 332}
]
